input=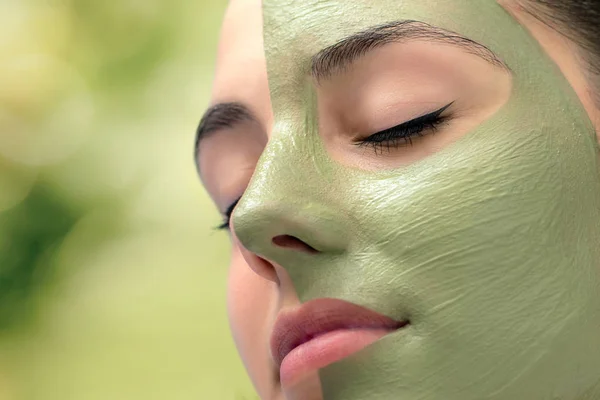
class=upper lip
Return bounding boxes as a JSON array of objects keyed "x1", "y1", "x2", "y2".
[{"x1": 270, "y1": 298, "x2": 408, "y2": 367}]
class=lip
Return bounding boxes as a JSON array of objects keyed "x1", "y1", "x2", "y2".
[{"x1": 270, "y1": 298, "x2": 409, "y2": 387}]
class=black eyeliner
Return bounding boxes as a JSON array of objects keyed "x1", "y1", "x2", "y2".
[{"x1": 357, "y1": 101, "x2": 454, "y2": 151}]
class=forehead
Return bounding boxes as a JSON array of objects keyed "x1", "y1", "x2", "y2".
[
  {"x1": 211, "y1": 0, "x2": 267, "y2": 106},
  {"x1": 262, "y1": 0, "x2": 508, "y2": 51},
  {"x1": 261, "y1": 0, "x2": 518, "y2": 99}
]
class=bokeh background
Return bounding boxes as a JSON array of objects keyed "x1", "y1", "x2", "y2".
[{"x1": 0, "y1": 0, "x2": 255, "y2": 398}]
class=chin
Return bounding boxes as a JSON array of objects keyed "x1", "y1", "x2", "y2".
[{"x1": 280, "y1": 371, "x2": 323, "y2": 400}]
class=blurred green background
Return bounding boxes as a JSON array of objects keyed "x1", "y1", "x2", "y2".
[{"x1": 0, "y1": 0, "x2": 255, "y2": 398}]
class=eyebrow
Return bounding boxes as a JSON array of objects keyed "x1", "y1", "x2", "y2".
[
  {"x1": 311, "y1": 20, "x2": 509, "y2": 81},
  {"x1": 194, "y1": 102, "x2": 256, "y2": 164}
]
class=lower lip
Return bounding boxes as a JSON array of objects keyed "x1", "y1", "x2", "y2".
[{"x1": 279, "y1": 328, "x2": 395, "y2": 388}]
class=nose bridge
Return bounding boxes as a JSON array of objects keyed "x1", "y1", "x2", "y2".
[{"x1": 231, "y1": 118, "x2": 348, "y2": 259}]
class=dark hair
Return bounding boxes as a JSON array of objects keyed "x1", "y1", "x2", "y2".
[{"x1": 524, "y1": 1, "x2": 600, "y2": 99}]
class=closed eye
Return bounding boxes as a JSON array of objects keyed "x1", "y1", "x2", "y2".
[
  {"x1": 216, "y1": 196, "x2": 241, "y2": 231},
  {"x1": 355, "y1": 101, "x2": 454, "y2": 154}
]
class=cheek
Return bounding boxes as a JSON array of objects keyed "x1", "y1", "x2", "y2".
[{"x1": 226, "y1": 246, "x2": 278, "y2": 393}]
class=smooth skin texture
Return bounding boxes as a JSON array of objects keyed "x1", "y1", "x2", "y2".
[{"x1": 197, "y1": 0, "x2": 600, "y2": 399}]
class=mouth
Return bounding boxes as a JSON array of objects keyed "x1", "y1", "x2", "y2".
[{"x1": 270, "y1": 298, "x2": 409, "y2": 388}]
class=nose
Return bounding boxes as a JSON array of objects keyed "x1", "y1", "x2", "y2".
[
  {"x1": 230, "y1": 134, "x2": 350, "y2": 283},
  {"x1": 232, "y1": 191, "x2": 349, "y2": 282}
]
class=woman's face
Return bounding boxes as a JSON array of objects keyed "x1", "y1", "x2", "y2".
[{"x1": 197, "y1": 1, "x2": 600, "y2": 399}]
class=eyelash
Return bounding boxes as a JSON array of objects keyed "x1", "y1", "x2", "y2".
[
  {"x1": 216, "y1": 197, "x2": 241, "y2": 231},
  {"x1": 355, "y1": 102, "x2": 454, "y2": 154}
]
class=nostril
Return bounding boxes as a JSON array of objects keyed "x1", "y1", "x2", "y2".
[{"x1": 272, "y1": 235, "x2": 319, "y2": 254}]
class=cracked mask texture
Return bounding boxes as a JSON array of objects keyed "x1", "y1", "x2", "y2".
[{"x1": 231, "y1": 0, "x2": 600, "y2": 399}]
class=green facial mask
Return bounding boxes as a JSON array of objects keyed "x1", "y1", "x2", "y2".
[{"x1": 232, "y1": 1, "x2": 600, "y2": 399}]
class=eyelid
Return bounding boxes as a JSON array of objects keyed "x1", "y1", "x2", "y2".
[
  {"x1": 352, "y1": 101, "x2": 454, "y2": 156},
  {"x1": 364, "y1": 101, "x2": 454, "y2": 141}
]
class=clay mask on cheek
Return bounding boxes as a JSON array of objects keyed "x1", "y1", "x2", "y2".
[{"x1": 232, "y1": 1, "x2": 600, "y2": 399}]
